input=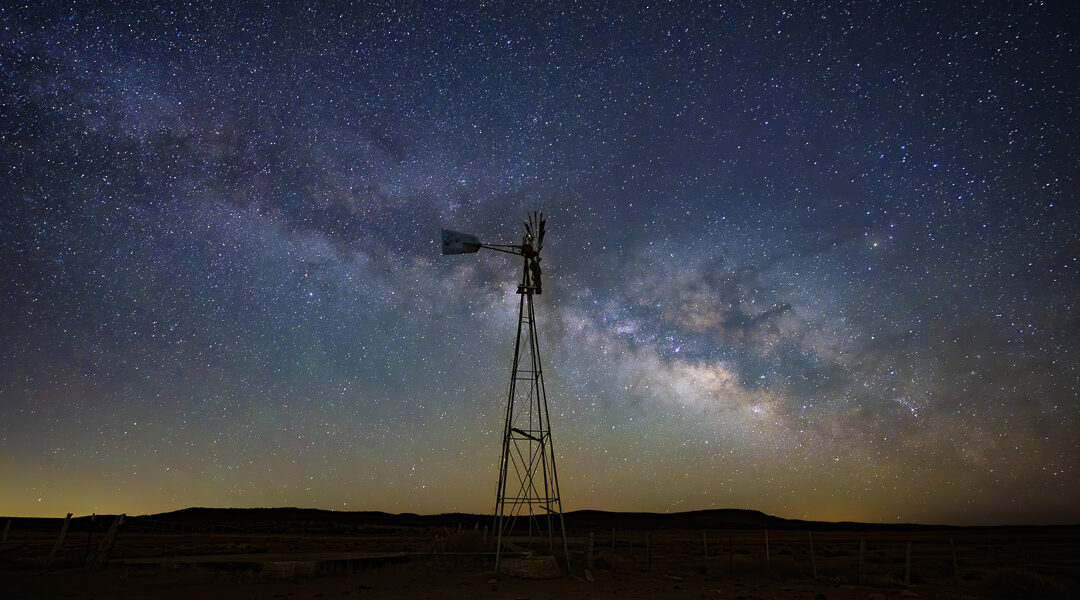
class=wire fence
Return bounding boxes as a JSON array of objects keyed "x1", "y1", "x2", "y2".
[
  {"x1": 4, "y1": 515, "x2": 1076, "y2": 588},
  {"x1": 588, "y1": 527, "x2": 1077, "y2": 585}
]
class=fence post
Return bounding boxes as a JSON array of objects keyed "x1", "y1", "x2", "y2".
[
  {"x1": 611, "y1": 528, "x2": 617, "y2": 571},
  {"x1": 858, "y1": 539, "x2": 865, "y2": 584},
  {"x1": 904, "y1": 541, "x2": 911, "y2": 585},
  {"x1": 84, "y1": 514, "x2": 96, "y2": 565},
  {"x1": 88, "y1": 514, "x2": 124, "y2": 570},
  {"x1": 808, "y1": 530, "x2": 817, "y2": 579},
  {"x1": 764, "y1": 529, "x2": 770, "y2": 566},
  {"x1": 702, "y1": 531, "x2": 708, "y2": 573},
  {"x1": 44, "y1": 513, "x2": 73, "y2": 571},
  {"x1": 729, "y1": 535, "x2": 734, "y2": 576},
  {"x1": 2, "y1": 519, "x2": 10, "y2": 543},
  {"x1": 950, "y1": 539, "x2": 959, "y2": 578}
]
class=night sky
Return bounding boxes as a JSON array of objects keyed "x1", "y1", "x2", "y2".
[{"x1": 2, "y1": 2, "x2": 1078, "y2": 525}]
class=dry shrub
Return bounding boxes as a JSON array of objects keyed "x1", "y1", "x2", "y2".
[
  {"x1": 439, "y1": 530, "x2": 489, "y2": 553},
  {"x1": 862, "y1": 570, "x2": 904, "y2": 587}
]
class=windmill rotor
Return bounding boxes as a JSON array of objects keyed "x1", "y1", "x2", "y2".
[{"x1": 521, "y1": 212, "x2": 545, "y2": 294}]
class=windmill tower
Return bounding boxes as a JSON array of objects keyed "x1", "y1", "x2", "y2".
[{"x1": 441, "y1": 212, "x2": 570, "y2": 574}]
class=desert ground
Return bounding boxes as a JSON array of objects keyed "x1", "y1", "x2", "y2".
[{"x1": 2, "y1": 509, "x2": 1077, "y2": 599}]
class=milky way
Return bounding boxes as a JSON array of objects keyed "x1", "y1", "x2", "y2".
[{"x1": 2, "y1": 2, "x2": 1078, "y2": 524}]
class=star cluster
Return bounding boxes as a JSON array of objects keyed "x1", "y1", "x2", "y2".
[{"x1": 2, "y1": 2, "x2": 1077, "y2": 524}]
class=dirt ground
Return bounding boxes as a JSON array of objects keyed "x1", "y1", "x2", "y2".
[
  {"x1": 2, "y1": 522, "x2": 1077, "y2": 599},
  {"x1": 4, "y1": 559, "x2": 1076, "y2": 600}
]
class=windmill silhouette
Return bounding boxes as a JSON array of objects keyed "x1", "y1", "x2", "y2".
[{"x1": 441, "y1": 212, "x2": 569, "y2": 574}]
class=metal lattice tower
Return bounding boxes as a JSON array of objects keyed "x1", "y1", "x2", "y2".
[{"x1": 440, "y1": 213, "x2": 570, "y2": 575}]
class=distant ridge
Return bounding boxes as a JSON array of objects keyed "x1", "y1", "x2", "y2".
[
  {"x1": 134, "y1": 508, "x2": 1062, "y2": 532},
  {"x1": 144, "y1": 506, "x2": 802, "y2": 530},
  {"x1": 565, "y1": 508, "x2": 801, "y2": 531},
  {"x1": 4, "y1": 507, "x2": 1075, "y2": 531}
]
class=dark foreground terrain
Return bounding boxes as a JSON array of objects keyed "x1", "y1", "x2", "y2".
[{"x1": 2, "y1": 508, "x2": 1077, "y2": 599}]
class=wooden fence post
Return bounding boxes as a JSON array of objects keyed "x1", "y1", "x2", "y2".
[
  {"x1": 702, "y1": 531, "x2": 708, "y2": 573},
  {"x1": 904, "y1": 541, "x2": 911, "y2": 585},
  {"x1": 950, "y1": 538, "x2": 959, "y2": 578},
  {"x1": 88, "y1": 514, "x2": 124, "y2": 570},
  {"x1": 44, "y1": 513, "x2": 73, "y2": 571},
  {"x1": 84, "y1": 514, "x2": 96, "y2": 565},
  {"x1": 729, "y1": 535, "x2": 734, "y2": 576},
  {"x1": 858, "y1": 539, "x2": 865, "y2": 584},
  {"x1": 808, "y1": 530, "x2": 817, "y2": 579},
  {"x1": 764, "y1": 529, "x2": 770, "y2": 566},
  {"x1": 611, "y1": 528, "x2": 617, "y2": 571},
  {"x1": 645, "y1": 532, "x2": 651, "y2": 573},
  {"x1": 2, "y1": 519, "x2": 10, "y2": 543}
]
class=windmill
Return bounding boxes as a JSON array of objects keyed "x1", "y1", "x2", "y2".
[{"x1": 441, "y1": 212, "x2": 570, "y2": 574}]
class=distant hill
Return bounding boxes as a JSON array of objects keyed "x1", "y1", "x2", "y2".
[
  {"x1": 127, "y1": 507, "x2": 1009, "y2": 533},
  {"x1": 4, "y1": 507, "x2": 1076, "y2": 532},
  {"x1": 136, "y1": 507, "x2": 805, "y2": 533}
]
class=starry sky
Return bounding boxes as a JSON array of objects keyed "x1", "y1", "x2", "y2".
[{"x1": 2, "y1": 2, "x2": 1078, "y2": 525}]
